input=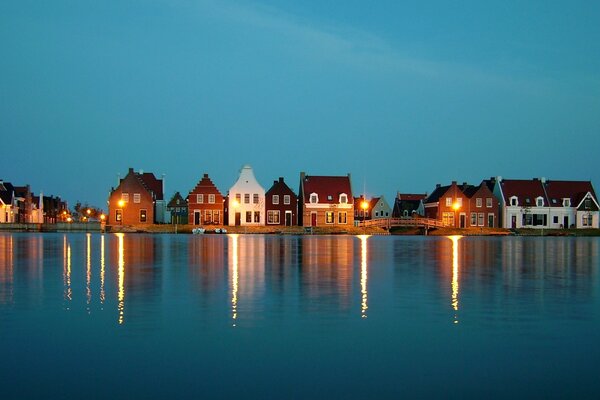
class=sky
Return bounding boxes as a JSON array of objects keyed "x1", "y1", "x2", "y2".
[{"x1": 2, "y1": 0, "x2": 600, "y2": 210}]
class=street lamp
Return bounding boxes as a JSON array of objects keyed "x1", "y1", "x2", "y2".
[
  {"x1": 452, "y1": 201, "x2": 461, "y2": 228},
  {"x1": 361, "y1": 199, "x2": 369, "y2": 233},
  {"x1": 117, "y1": 200, "x2": 125, "y2": 225}
]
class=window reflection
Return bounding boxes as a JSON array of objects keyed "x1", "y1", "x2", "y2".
[
  {"x1": 228, "y1": 234, "x2": 239, "y2": 326},
  {"x1": 100, "y1": 235, "x2": 105, "y2": 305},
  {"x1": 63, "y1": 235, "x2": 72, "y2": 305},
  {"x1": 117, "y1": 233, "x2": 125, "y2": 325},
  {"x1": 86, "y1": 233, "x2": 92, "y2": 310},
  {"x1": 449, "y1": 235, "x2": 462, "y2": 324}
]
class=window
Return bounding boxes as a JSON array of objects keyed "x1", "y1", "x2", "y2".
[
  {"x1": 476, "y1": 198, "x2": 482, "y2": 208},
  {"x1": 115, "y1": 209, "x2": 122, "y2": 222},
  {"x1": 523, "y1": 213, "x2": 533, "y2": 226},
  {"x1": 246, "y1": 211, "x2": 252, "y2": 223},
  {"x1": 133, "y1": 193, "x2": 141, "y2": 204},
  {"x1": 585, "y1": 198, "x2": 592, "y2": 210},
  {"x1": 235, "y1": 193, "x2": 241, "y2": 204},
  {"x1": 563, "y1": 198, "x2": 571, "y2": 207},
  {"x1": 284, "y1": 195, "x2": 291, "y2": 205},
  {"x1": 553, "y1": 216, "x2": 559, "y2": 224},
  {"x1": 254, "y1": 211, "x2": 260, "y2": 223},
  {"x1": 244, "y1": 194, "x2": 250, "y2": 204},
  {"x1": 205, "y1": 210, "x2": 212, "y2": 224},
  {"x1": 536, "y1": 197, "x2": 544, "y2": 207},
  {"x1": 272, "y1": 195, "x2": 279, "y2": 205},
  {"x1": 267, "y1": 210, "x2": 280, "y2": 224},
  {"x1": 457, "y1": 198, "x2": 463, "y2": 207},
  {"x1": 375, "y1": 211, "x2": 379, "y2": 217},
  {"x1": 442, "y1": 212, "x2": 454, "y2": 226},
  {"x1": 197, "y1": 194, "x2": 204, "y2": 204},
  {"x1": 486, "y1": 198, "x2": 493, "y2": 208},
  {"x1": 446, "y1": 197, "x2": 452, "y2": 207},
  {"x1": 583, "y1": 214, "x2": 592, "y2": 226},
  {"x1": 253, "y1": 194, "x2": 259, "y2": 204},
  {"x1": 510, "y1": 197, "x2": 518, "y2": 206},
  {"x1": 140, "y1": 209, "x2": 147, "y2": 223},
  {"x1": 310, "y1": 194, "x2": 318, "y2": 204},
  {"x1": 403, "y1": 210, "x2": 408, "y2": 217},
  {"x1": 122, "y1": 193, "x2": 129, "y2": 202},
  {"x1": 325, "y1": 212, "x2": 334, "y2": 224},
  {"x1": 340, "y1": 194, "x2": 348, "y2": 204},
  {"x1": 338, "y1": 212, "x2": 347, "y2": 224},
  {"x1": 208, "y1": 194, "x2": 215, "y2": 204},
  {"x1": 327, "y1": 195, "x2": 333, "y2": 201},
  {"x1": 478, "y1": 213, "x2": 484, "y2": 226},
  {"x1": 213, "y1": 211, "x2": 220, "y2": 224},
  {"x1": 471, "y1": 213, "x2": 477, "y2": 226}
]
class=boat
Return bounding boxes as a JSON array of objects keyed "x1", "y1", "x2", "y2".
[{"x1": 192, "y1": 227, "x2": 205, "y2": 234}]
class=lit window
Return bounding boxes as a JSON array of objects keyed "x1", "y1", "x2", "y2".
[
  {"x1": 140, "y1": 209, "x2": 147, "y2": 223},
  {"x1": 122, "y1": 193, "x2": 129, "y2": 202},
  {"x1": 272, "y1": 195, "x2": 279, "y2": 205},
  {"x1": 284, "y1": 195, "x2": 291, "y2": 205},
  {"x1": 457, "y1": 198, "x2": 463, "y2": 207},
  {"x1": 115, "y1": 209, "x2": 122, "y2": 222},
  {"x1": 235, "y1": 193, "x2": 241, "y2": 204},
  {"x1": 325, "y1": 212, "x2": 334, "y2": 224},
  {"x1": 133, "y1": 193, "x2": 141, "y2": 203},
  {"x1": 253, "y1": 194, "x2": 259, "y2": 204},
  {"x1": 338, "y1": 212, "x2": 347, "y2": 224},
  {"x1": 244, "y1": 194, "x2": 250, "y2": 204},
  {"x1": 446, "y1": 197, "x2": 452, "y2": 207}
]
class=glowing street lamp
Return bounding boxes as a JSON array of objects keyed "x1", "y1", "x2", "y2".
[
  {"x1": 117, "y1": 200, "x2": 125, "y2": 225},
  {"x1": 452, "y1": 201, "x2": 461, "y2": 228},
  {"x1": 361, "y1": 199, "x2": 369, "y2": 233}
]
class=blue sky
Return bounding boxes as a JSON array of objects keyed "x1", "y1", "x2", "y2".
[{"x1": 2, "y1": 0, "x2": 600, "y2": 209}]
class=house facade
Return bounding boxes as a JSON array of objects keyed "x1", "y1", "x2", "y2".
[
  {"x1": 108, "y1": 168, "x2": 165, "y2": 225},
  {"x1": 188, "y1": 173, "x2": 224, "y2": 226},
  {"x1": 265, "y1": 177, "x2": 298, "y2": 226},
  {"x1": 462, "y1": 182, "x2": 500, "y2": 228},
  {"x1": 424, "y1": 182, "x2": 471, "y2": 228},
  {"x1": 493, "y1": 178, "x2": 551, "y2": 229},
  {"x1": 167, "y1": 192, "x2": 188, "y2": 224},
  {"x1": 227, "y1": 165, "x2": 265, "y2": 226},
  {"x1": 392, "y1": 193, "x2": 426, "y2": 218},
  {"x1": 353, "y1": 195, "x2": 391, "y2": 221},
  {"x1": 298, "y1": 172, "x2": 354, "y2": 227},
  {"x1": 0, "y1": 180, "x2": 16, "y2": 223},
  {"x1": 539, "y1": 179, "x2": 597, "y2": 229}
]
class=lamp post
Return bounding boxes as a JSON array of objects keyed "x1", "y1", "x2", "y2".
[
  {"x1": 452, "y1": 201, "x2": 461, "y2": 228},
  {"x1": 118, "y1": 200, "x2": 125, "y2": 225},
  {"x1": 361, "y1": 199, "x2": 369, "y2": 234}
]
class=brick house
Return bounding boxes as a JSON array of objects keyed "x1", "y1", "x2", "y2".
[
  {"x1": 167, "y1": 192, "x2": 188, "y2": 225},
  {"x1": 298, "y1": 172, "x2": 354, "y2": 227},
  {"x1": 108, "y1": 168, "x2": 164, "y2": 225},
  {"x1": 188, "y1": 173, "x2": 224, "y2": 226},
  {"x1": 462, "y1": 182, "x2": 500, "y2": 228},
  {"x1": 265, "y1": 177, "x2": 298, "y2": 226},
  {"x1": 424, "y1": 181, "x2": 471, "y2": 228}
]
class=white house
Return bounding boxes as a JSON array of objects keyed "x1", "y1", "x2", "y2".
[
  {"x1": 544, "y1": 180, "x2": 599, "y2": 229},
  {"x1": 227, "y1": 165, "x2": 266, "y2": 226},
  {"x1": 371, "y1": 196, "x2": 392, "y2": 219},
  {"x1": 0, "y1": 180, "x2": 16, "y2": 223}
]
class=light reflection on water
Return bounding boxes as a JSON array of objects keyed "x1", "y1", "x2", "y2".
[{"x1": 1, "y1": 232, "x2": 600, "y2": 398}]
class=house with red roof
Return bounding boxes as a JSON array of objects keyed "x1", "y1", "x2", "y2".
[
  {"x1": 493, "y1": 177, "x2": 551, "y2": 229},
  {"x1": 392, "y1": 193, "x2": 426, "y2": 218},
  {"x1": 108, "y1": 168, "x2": 165, "y2": 225},
  {"x1": 298, "y1": 172, "x2": 354, "y2": 227},
  {"x1": 265, "y1": 177, "x2": 298, "y2": 226},
  {"x1": 543, "y1": 180, "x2": 598, "y2": 228},
  {"x1": 188, "y1": 173, "x2": 224, "y2": 226}
]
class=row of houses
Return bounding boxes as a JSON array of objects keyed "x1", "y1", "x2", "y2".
[
  {"x1": 107, "y1": 167, "x2": 599, "y2": 229},
  {"x1": 0, "y1": 179, "x2": 68, "y2": 224}
]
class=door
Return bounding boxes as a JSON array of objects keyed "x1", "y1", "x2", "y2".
[
  {"x1": 194, "y1": 211, "x2": 201, "y2": 225},
  {"x1": 459, "y1": 214, "x2": 466, "y2": 228},
  {"x1": 511, "y1": 215, "x2": 516, "y2": 229},
  {"x1": 235, "y1": 212, "x2": 241, "y2": 226},
  {"x1": 563, "y1": 216, "x2": 568, "y2": 229},
  {"x1": 488, "y1": 214, "x2": 494, "y2": 228},
  {"x1": 285, "y1": 211, "x2": 292, "y2": 226},
  {"x1": 311, "y1": 212, "x2": 317, "y2": 227}
]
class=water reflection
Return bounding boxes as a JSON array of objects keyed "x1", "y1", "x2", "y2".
[
  {"x1": 0, "y1": 235, "x2": 14, "y2": 304},
  {"x1": 229, "y1": 234, "x2": 239, "y2": 326},
  {"x1": 86, "y1": 233, "x2": 92, "y2": 310},
  {"x1": 358, "y1": 235, "x2": 369, "y2": 318},
  {"x1": 449, "y1": 235, "x2": 462, "y2": 324},
  {"x1": 100, "y1": 235, "x2": 105, "y2": 305},
  {"x1": 63, "y1": 235, "x2": 72, "y2": 305},
  {"x1": 117, "y1": 233, "x2": 125, "y2": 325}
]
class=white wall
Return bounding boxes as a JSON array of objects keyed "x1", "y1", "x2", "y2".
[{"x1": 227, "y1": 165, "x2": 266, "y2": 226}]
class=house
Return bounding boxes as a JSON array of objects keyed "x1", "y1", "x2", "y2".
[
  {"x1": 265, "y1": 177, "x2": 298, "y2": 226},
  {"x1": 42, "y1": 195, "x2": 69, "y2": 223},
  {"x1": 392, "y1": 193, "x2": 426, "y2": 218},
  {"x1": 188, "y1": 173, "x2": 224, "y2": 226},
  {"x1": 353, "y1": 195, "x2": 391, "y2": 221},
  {"x1": 13, "y1": 185, "x2": 44, "y2": 223},
  {"x1": 108, "y1": 168, "x2": 165, "y2": 225},
  {"x1": 424, "y1": 182, "x2": 470, "y2": 227},
  {"x1": 227, "y1": 165, "x2": 265, "y2": 226},
  {"x1": 493, "y1": 177, "x2": 549, "y2": 229},
  {"x1": 461, "y1": 181, "x2": 500, "y2": 228},
  {"x1": 542, "y1": 180, "x2": 598, "y2": 229},
  {"x1": 298, "y1": 172, "x2": 354, "y2": 227},
  {"x1": 166, "y1": 192, "x2": 188, "y2": 225},
  {"x1": 0, "y1": 180, "x2": 16, "y2": 223}
]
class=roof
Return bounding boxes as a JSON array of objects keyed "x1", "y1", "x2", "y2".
[
  {"x1": 425, "y1": 185, "x2": 451, "y2": 203},
  {"x1": 301, "y1": 174, "x2": 353, "y2": 204},
  {"x1": 137, "y1": 172, "x2": 164, "y2": 200},
  {"x1": 0, "y1": 181, "x2": 15, "y2": 204},
  {"x1": 189, "y1": 173, "x2": 223, "y2": 196},
  {"x1": 266, "y1": 177, "x2": 295, "y2": 196},
  {"x1": 544, "y1": 180, "x2": 597, "y2": 207},
  {"x1": 396, "y1": 193, "x2": 426, "y2": 201},
  {"x1": 354, "y1": 196, "x2": 380, "y2": 209},
  {"x1": 499, "y1": 179, "x2": 547, "y2": 206},
  {"x1": 167, "y1": 192, "x2": 187, "y2": 208}
]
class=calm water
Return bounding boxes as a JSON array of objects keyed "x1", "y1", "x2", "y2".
[{"x1": 1, "y1": 233, "x2": 599, "y2": 399}]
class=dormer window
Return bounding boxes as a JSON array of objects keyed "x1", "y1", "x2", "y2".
[
  {"x1": 310, "y1": 193, "x2": 318, "y2": 204},
  {"x1": 510, "y1": 196, "x2": 518, "y2": 206},
  {"x1": 536, "y1": 197, "x2": 544, "y2": 207},
  {"x1": 563, "y1": 198, "x2": 571, "y2": 207},
  {"x1": 585, "y1": 198, "x2": 592, "y2": 210},
  {"x1": 327, "y1": 195, "x2": 333, "y2": 201},
  {"x1": 339, "y1": 194, "x2": 348, "y2": 204}
]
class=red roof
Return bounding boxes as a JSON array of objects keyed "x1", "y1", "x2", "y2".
[
  {"x1": 397, "y1": 193, "x2": 427, "y2": 201},
  {"x1": 302, "y1": 175, "x2": 353, "y2": 204},
  {"x1": 137, "y1": 172, "x2": 164, "y2": 200},
  {"x1": 544, "y1": 180, "x2": 596, "y2": 207},
  {"x1": 500, "y1": 179, "x2": 547, "y2": 206}
]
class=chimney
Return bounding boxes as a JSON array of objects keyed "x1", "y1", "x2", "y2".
[
  {"x1": 128, "y1": 167, "x2": 134, "y2": 174},
  {"x1": 451, "y1": 181, "x2": 457, "y2": 185},
  {"x1": 162, "y1": 174, "x2": 166, "y2": 197},
  {"x1": 541, "y1": 177, "x2": 546, "y2": 183},
  {"x1": 300, "y1": 171, "x2": 306, "y2": 181},
  {"x1": 203, "y1": 173, "x2": 208, "y2": 178},
  {"x1": 436, "y1": 184, "x2": 441, "y2": 188},
  {"x1": 279, "y1": 177, "x2": 284, "y2": 183},
  {"x1": 462, "y1": 182, "x2": 467, "y2": 187}
]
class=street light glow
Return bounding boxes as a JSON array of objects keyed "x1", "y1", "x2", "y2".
[{"x1": 118, "y1": 200, "x2": 125, "y2": 208}]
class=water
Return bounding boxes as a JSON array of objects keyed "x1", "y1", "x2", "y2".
[{"x1": 1, "y1": 233, "x2": 599, "y2": 399}]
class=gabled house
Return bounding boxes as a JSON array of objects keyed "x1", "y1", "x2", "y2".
[
  {"x1": 493, "y1": 177, "x2": 550, "y2": 229},
  {"x1": 392, "y1": 193, "x2": 426, "y2": 218},
  {"x1": 167, "y1": 192, "x2": 188, "y2": 225},
  {"x1": 41, "y1": 195, "x2": 68, "y2": 224},
  {"x1": 227, "y1": 165, "x2": 265, "y2": 226},
  {"x1": 543, "y1": 180, "x2": 599, "y2": 228},
  {"x1": 108, "y1": 167, "x2": 165, "y2": 225},
  {"x1": 353, "y1": 195, "x2": 391, "y2": 221},
  {"x1": 188, "y1": 173, "x2": 224, "y2": 226},
  {"x1": 424, "y1": 181, "x2": 470, "y2": 227},
  {"x1": 462, "y1": 181, "x2": 500, "y2": 228},
  {"x1": 298, "y1": 172, "x2": 354, "y2": 227},
  {"x1": 0, "y1": 180, "x2": 16, "y2": 223},
  {"x1": 265, "y1": 177, "x2": 298, "y2": 226}
]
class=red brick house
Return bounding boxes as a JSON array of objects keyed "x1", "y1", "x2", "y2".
[
  {"x1": 425, "y1": 181, "x2": 499, "y2": 228},
  {"x1": 108, "y1": 168, "x2": 164, "y2": 225},
  {"x1": 298, "y1": 172, "x2": 354, "y2": 227},
  {"x1": 265, "y1": 177, "x2": 298, "y2": 226},
  {"x1": 187, "y1": 173, "x2": 224, "y2": 226}
]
